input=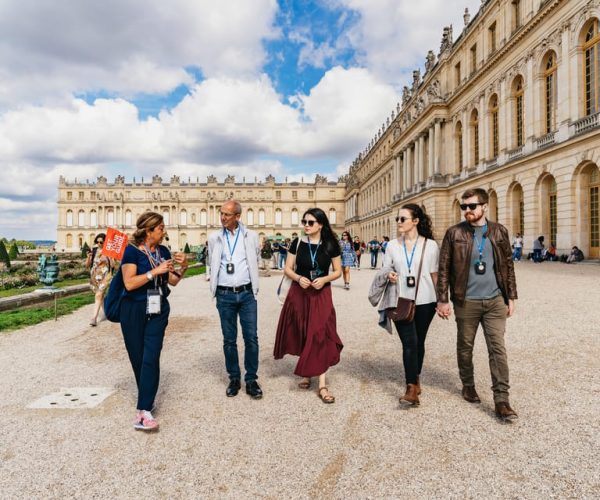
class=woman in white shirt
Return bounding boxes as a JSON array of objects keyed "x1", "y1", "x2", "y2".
[{"x1": 382, "y1": 204, "x2": 439, "y2": 407}]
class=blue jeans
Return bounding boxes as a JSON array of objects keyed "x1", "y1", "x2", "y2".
[
  {"x1": 370, "y1": 251, "x2": 379, "y2": 268},
  {"x1": 533, "y1": 249, "x2": 542, "y2": 262},
  {"x1": 512, "y1": 247, "x2": 522, "y2": 261},
  {"x1": 278, "y1": 253, "x2": 287, "y2": 269},
  {"x1": 216, "y1": 289, "x2": 259, "y2": 382}
]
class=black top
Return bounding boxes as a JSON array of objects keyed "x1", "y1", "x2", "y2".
[
  {"x1": 121, "y1": 244, "x2": 171, "y2": 301},
  {"x1": 353, "y1": 241, "x2": 361, "y2": 252},
  {"x1": 289, "y1": 237, "x2": 340, "y2": 280}
]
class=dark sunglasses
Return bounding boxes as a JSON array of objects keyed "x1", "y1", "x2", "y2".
[
  {"x1": 301, "y1": 219, "x2": 317, "y2": 227},
  {"x1": 395, "y1": 216, "x2": 413, "y2": 223},
  {"x1": 460, "y1": 202, "x2": 485, "y2": 211},
  {"x1": 96, "y1": 240, "x2": 104, "y2": 244}
]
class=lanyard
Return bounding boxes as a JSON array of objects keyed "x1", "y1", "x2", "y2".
[
  {"x1": 307, "y1": 237, "x2": 321, "y2": 269},
  {"x1": 473, "y1": 224, "x2": 488, "y2": 262},
  {"x1": 224, "y1": 226, "x2": 241, "y2": 262},
  {"x1": 143, "y1": 244, "x2": 162, "y2": 267},
  {"x1": 403, "y1": 236, "x2": 418, "y2": 273}
]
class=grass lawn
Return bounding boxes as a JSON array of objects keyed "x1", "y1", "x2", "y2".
[
  {"x1": 0, "y1": 266, "x2": 206, "y2": 332},
  {"x1": 0, "y1": 277, "x2": 90, "y2": 298},
  {"x1": 0, "y1": 293, "x2": 95, "y2": 332}
]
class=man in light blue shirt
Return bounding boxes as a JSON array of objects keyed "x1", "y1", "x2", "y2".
[{"x1": 208, "y1": 200, "x2": 262, "y2": 399}]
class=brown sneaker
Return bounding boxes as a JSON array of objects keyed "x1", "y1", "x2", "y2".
[
  {"x1": 495, "y1": 402, "x2": 518, "y2": 421},
  {"x1": 461, "y1": 385, "x2": 481, "y2": 403},
  {"x1": 399, "y1": 384, "x2": 420, "y2": 406}
]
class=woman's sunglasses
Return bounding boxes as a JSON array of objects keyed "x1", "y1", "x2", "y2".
[
  {"x1": 460, "y1": 202, "x2": 485, "y2": 211},
  {"x1": 395, "y1": 216, "x2": 413, "y2": 223},
  {"x1": 96, "y1": 240, "x2": 104, "y2": 244},
  {"x1": 301, "y1": 219, "x2": 316, "y2": 227}
]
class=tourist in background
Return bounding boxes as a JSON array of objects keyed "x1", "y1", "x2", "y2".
[
  {"x1": 120, "y1": 211, "x2": 188, "y2": 431},
  {"x1": 274, "y1": 208, "x2": 343, "y2": 404},
  {"x1": 566, "y1": 246, "x2": 584, "y2": 263},
  {"x1": 279, "y1": 238, "x2": 289, "y2": 270},
  {"x1": 381, "y1": 205, "x2": 439, "y2": 406},
  {"x1": 271, "y1": 240, "x2": 280, "y2": 270},
  {"x1": 260, "y1": 240, "x2": 273, "y2": 277},
  {"x1": 532, "y1": 236, "x2": 545, "y2": 263},
  {"x1": 437, "y1": 188, "x2": 518, "y2": 421},
  {"x1": 512, "y1": 233, "x2": 523, "y2": 261},
  {"x1": 339, "y1": 231, "x2": 355, "y2": 290},
  {"x1": 353, "y1": 236, "x2": 363, "y2": 270},
  {"x1": 368, "y1": 236, "x2": 381, "y2": 268},
  {"x1": 208, "y1": 200, "x2": 263, "y2": 400},
  {"x1": 86, "y1": 233, "x2": 113, "y2": 327}
]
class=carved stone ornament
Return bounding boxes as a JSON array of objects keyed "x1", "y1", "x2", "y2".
[
  {"x1": 114, "y1": 175, "x2": 125, "y2": 185},
  {"x1": 426, "y1": 79, "x2": 442, "y2": 102},
  {"x1": 170, "y1": 175, "x2": 180, "y2": 185},
  {"x1": 425, "y1": 50, "x2": 436, "y2": 72},
  {"x1": 463, "y1": 8, "x2": 470, "y2": 26},
  {"x1": 265, "y1": 174, "x2": 275, "y2": 183},
  {"x1": 152, "y1": 175, "x2": 162, "y2": 185},
  {"x1": 315, "y1": 174, "x2": 328, "y2": 184},
  {"x1": 412, "y1": 70, "x2": 421, "y2": 91},
  {"x1": 97, "y1": 175, "x2": 107, "y2": 184},
  {"x1": 207, "y1": 175, "x2": 217, "y2": 183},
  {"x1": 224, "y1": 174, "x2": 235, "y2": 183},
  {"x1": 402, "y1": 86, "x2": 412, "y2": 105}
]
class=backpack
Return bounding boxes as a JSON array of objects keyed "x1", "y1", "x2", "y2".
[{"x1": 104, "y1": 266, "x2": 125, "y2": 322}]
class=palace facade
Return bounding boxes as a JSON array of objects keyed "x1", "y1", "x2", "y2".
[
  {"x1": 56, "y1": 174, "x2": 346, "y2": 251},
  {"x1": 344, "y1": 0, "x2": 600, "y2": 257}
]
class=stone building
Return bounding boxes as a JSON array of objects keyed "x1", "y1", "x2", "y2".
[
  {"x1": 56, "y1": 174, "x2": 345, "y2": 251},
  {"x1": 344, "y1": 0, "x2": 600, "y2": 258}
]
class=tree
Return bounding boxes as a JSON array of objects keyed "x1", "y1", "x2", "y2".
[
  {"x1": 8, "y1": 242, "x2": 19, "y2": 259},
  {"x1": 184, "y1": 242, "x2": 191, "y2": 253},
  {"x1": 0, "y1": 240, "x2": 11, "y2": 268},
  {"x1": 81, "y1": 241, "x2": 90, "y2": 258}
]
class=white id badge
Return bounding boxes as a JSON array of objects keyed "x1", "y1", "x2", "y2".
[{"x1": 146, "y1": 289, "x2": 161, "y2": 315}]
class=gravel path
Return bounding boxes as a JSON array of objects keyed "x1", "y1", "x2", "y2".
[{"x1": 1, "y1": 261, "x2": 599, "y2": 499}]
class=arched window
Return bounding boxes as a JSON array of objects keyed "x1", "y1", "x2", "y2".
[
  {"x1": 107, "y1": 209, "x2": 115, "y2": 227},
  {"x1": 512, "y1": 0, "x2": 521, "y2": 31},
  {"x1": 590, "y1": 167, "x2": 599, "y2": 257},
  {"x1": 162, "y1": 209, "x2": 169, "y2": 225},
  {"x1": 291, "y1": 208, "x2": 299, "y2": 226},
  {"x1": 329, "y1": 209, "x2": 337, "y2": 224},
  {"x1": 90, "y1": 210, "x2": 97, "y2": 227},
  {"x1": 513, "y1": 76, "x2": 524, "y2": 147},
  {"x1": 78, "y1": 210, "x2": 85, "y2": 227},
  {"x1": 489, "y1": 94, "x2": 499, "y2": 158},
  {"x1": 66, "y1": 210, "x2": 73, "y2": 227},
  {"x1": 246, "y1": 209, "x2": 254, "y2": 226},
  {"x1": 66, "y1": 234, "x2": 73, "y2": 248},
  {"x1": 274, "y1": 208, "x2": 282, "y2": 226},
  {"x1": 258, "y1": 209, "x2": 265, "y2": 226},
  {"x1": 544, "y1": 51, "x2": 558, "y2": 133},
  {"x1": 455, "y1": 121, "x2": 464, "y2": 171},
  {"x1": 180, "y1": 209, "x2": 187, "y2": 226},
  {"x1": 200, "y1": 209, "x2": 207, "y2": 226},
  {"x1": 78, "y1": 234, "x2": 84, "y2": 248},
  {"x1": 125, "y1": 210, "x2": 132, "y2": 226},
  {"x1": 470, "y1": 110, "x2": 479, "y2": 165},
  {"x1": 584, "y1": 19, "x2": 600, "y2": 116},
  {"x1": 549, "y1": 178, "x2": 557, "y2": 246}
]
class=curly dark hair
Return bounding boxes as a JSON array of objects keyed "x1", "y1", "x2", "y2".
[{"x1": 401, "y1": 203, "x2": 434, "y2": 240}]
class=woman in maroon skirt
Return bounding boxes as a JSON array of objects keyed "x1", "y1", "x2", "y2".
[{"x1": 274, "y1": 208, "x2": 343, "y2": 403}]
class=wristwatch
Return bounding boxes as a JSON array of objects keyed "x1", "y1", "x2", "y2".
[{"x1": 146, "y1": 271, "x2": 154, "y2": 281}]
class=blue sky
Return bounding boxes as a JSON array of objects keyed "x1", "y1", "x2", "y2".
[{"x1": 0, "y1": 0, "x2": 481, "y2": 239}]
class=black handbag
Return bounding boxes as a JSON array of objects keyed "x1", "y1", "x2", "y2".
[{"x1": 386, "y1": 239, "x2": 427, "y2": 323}]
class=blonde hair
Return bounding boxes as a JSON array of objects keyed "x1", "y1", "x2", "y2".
[{"x1": 132, "y1": 211, "x2": 164, "y2": 245}]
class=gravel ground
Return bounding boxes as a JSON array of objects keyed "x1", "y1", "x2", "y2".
[{"x1": 1, "y1": 261, "x2": 599, "y2": 499}]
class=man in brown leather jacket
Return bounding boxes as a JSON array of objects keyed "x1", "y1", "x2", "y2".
[{"x1": 436, "y1": 188, "x2": 518, "y2": 421}]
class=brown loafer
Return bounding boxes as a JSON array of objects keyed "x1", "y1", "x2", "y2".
[
  {"x1": 495, "y1": 402, "x2": 518, "y2": 421},
  {"x1": 399, "y1": 384, "x2": 420, "y2": 406},
  {"x1": 462, "y1": 385, "x2": 481, "y2": 403}
]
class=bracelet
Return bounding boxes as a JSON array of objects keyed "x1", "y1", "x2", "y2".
[{"x1": 172, "y1": 271, "x2": 182, "y2": 278}]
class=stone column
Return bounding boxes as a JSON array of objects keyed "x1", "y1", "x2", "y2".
[
  {"x1": 434, "y1": 120, "x2": 442, "y2": 174},
  {"x1": 406, "y1": 146, "x2": 413, "y2": 190},
  {"x1": 428, "y1": 126, "x2": 435, "y2": 179},
  {"x1": 499, "y1": 77, "x2": 508, "y2": 153}
]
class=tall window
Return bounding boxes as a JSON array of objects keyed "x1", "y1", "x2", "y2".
[
  {"x1": 470, "y1": 44, "x2": 477, "y2": 75},
  {"x1": 512, "y1": 0, "x2": 521, "y2": 31},
  {"x1": 78, "y1": 210, "x2": 85, "y2": 227},
  {"x1": 470, "y1": 110, "x2": 479, "y2": 165},
  {"x1": 489, "y1": 22, "x2": 497, "y2": 54},
  {"x1": 107, "y1": 209, "x2": 115, "y2": 227},
  {"x1": 246, "y1": 209, "x2": 254, "y2": 226},
  {"x1": 125, "y1": 210, "x2": 132, "y2": 226},
  {"x1": 513, "y1": 76, "x2": 525, "y2": 147},
  {"x1": 584, "y1": 19, "x2": 600, "y2": 116},
  {"x1": 66, "y1": 210, "x2": 73, "y2": 227},
  {"x1": 162, "y1": 210, "x2": 169, "y2": 225},
  {"x1": 329, "y1": 209, "x2": 337, "y2": 224},
  {"x1": 200, "y1": 209, "x2": 207, "y2": 226},
  {"x1": 455, "y1": 62, "x2": 462, "y2": 87},
  {"x1": 274, "y1": 209, "x2": 282, "y2": 226},
  {"x1": 90, "y1": 210, "x2": 97, "y2": 227},
  {"x1": 180, "y1": 209, "x2": 187, "y2": 226},
  {"x1": 291, "y1": 209, "x2": 299, "y2": 226},
  {"x1": 490, "y1": 94, "x2": 499, "y2": 158},
  {"x1": 258, "y1": 209, "x2": 265, "y2": 226},
  {"x1": 544, "y1": 52, "x2": 558, "y2": 133},
  {"x1": 549, "y1": 179, "x2": 557, "y2": 246},
  {"x1": 456, "y1": 121, "x2": 464, "y2": 171}
]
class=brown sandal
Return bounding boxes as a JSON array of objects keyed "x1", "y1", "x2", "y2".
[
  {"x1": 318, "y1": 386, "x2": 335, "y2": 404},
  {"x1": 298, "y1": 378, "x2": 311, "y2": 389}
]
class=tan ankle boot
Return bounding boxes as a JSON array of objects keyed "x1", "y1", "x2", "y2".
[
  {"x1": 400, "y1": 384, "x2": 420, "y2": 406},
  {"x1": 416, "y1": 376, "x2": 421, "y2": 395}
]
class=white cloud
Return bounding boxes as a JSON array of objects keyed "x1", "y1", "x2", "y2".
[
  {"x1": 0, "y1": 0, "x2": 279, "y2": 108},
  {"x1": 332, "y1": 0, "x2": 483, "y2": 85}
]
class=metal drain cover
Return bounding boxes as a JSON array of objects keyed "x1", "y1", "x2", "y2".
[{"x1": 27, "y1": 387, "x2": 114, "y2": 409}]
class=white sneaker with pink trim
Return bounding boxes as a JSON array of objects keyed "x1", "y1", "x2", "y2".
[{"x1": 134, "y1": 410, "x2": 159, "y2": 431}]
